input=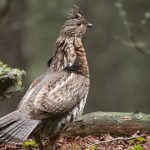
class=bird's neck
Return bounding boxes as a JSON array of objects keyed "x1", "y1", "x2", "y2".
[{"x1": 50, "y1": 36, "x2": 89, "y2": 76}]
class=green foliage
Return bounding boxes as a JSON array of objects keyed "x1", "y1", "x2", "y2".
[
  {"x1": 130, "y1": 137, "x2": 146, "y2": 144},
  {"x1": 23, "y1": 140, "x2": 36, "y2": 149},
  {"x1": 131, "y1": 145, "x2": 144, "y2": 150}
]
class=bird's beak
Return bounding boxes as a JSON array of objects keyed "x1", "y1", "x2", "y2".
[{"x1": 87, "y1": 22, "x2": 93, "y2": 27}]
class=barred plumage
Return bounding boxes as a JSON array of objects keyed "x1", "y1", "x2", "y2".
[{"x1": 0, "y1": 5, "x2": 92, "y2": 150}]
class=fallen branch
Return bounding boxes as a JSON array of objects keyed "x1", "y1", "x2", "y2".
[{"x1": 85, "y1": 134, "x2": 146, "y2": 149}]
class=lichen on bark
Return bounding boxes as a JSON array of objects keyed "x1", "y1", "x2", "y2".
[{"x1": 0, "y1": 60, "x2": 25, "y2": 100}]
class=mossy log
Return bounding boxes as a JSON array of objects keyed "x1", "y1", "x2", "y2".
[
  {"x1": 0, "y1": 60, "x2": 25, "y2": 100},
  {"x1": 63, "y1": 112, "x2": 150, "y2": 136}
]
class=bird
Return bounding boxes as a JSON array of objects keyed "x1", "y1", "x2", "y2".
[{"x1": 0, "y1": 5, "x2": 92, "y2": 150}]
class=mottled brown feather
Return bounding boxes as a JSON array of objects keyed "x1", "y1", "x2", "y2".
[{"x1": 0, "y1": 6, "x2": 92, "y2": 150}]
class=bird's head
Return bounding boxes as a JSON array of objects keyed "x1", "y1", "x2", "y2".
[{"x1": 60, "y1": 5, "x2": 93, "y2": 38}]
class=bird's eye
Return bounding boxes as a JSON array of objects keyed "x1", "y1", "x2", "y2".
[{"x1": 77, "y1": 22, "x2": 82, "y2": 26}]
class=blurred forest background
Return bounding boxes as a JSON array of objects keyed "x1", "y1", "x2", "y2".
[{"x1": 0, "y1": 0, "x2": 150, "y2": 117}]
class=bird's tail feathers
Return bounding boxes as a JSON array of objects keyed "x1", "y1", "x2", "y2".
[{"x1": 0, "y1": 110, "x2": 40, "y2": 143}]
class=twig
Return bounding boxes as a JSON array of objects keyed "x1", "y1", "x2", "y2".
[{"x1": 88, "y1": 134, "x2": 146, "y2": 148}]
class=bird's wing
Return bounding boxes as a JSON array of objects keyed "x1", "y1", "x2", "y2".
[
  {"x1": 31, "y1": 71, "x2": 89, "y2": 119},
  {"x1": 18, "y1": 72, "x2": 46, "y2": 110}
]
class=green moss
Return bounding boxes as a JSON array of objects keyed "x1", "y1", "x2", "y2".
[
  {"x1": 23, "y1": 140, "x2": 36, "y2": 149},
  {"x1": 0, "y1": 60, "x2": 26, "y2": 98},
  {"x1": 11, "y1": 68, "x2": 26, "y2": 91},
  {"x1": 130, "y1": 137, "x2": 146, "y2": 144},
  {"x1": 131, "y1": 145, "x2": 144, "y2": 150}
]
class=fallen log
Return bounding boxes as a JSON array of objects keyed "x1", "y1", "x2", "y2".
[{"x1": 63, "y1": 111, "x2": 150, "y2": 136}]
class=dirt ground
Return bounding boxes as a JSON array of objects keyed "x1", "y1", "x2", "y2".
[{"x1": 0, "y1": 135, "x2": 149, "y2": 150}]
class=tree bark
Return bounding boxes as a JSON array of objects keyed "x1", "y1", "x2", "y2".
[{"x1": 63, "y1": 111, "x2": 150, "y2": 136}]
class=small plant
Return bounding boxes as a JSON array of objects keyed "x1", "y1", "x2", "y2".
[
  {"x1": 86, "y1": 144, "x2": 99, "y2": 150},
  {"x1": 131, "y1": 145, "x2": 144, "y2": 150},
  {"x1": 23, "y1": 140, "x2": 36, "y2": 149},
  {"x1": 130, "y1": 136, "x2": 146, "y2": 144},
  {"x1": 93, "y1": 144, "x2": 99, "y2": 150}
]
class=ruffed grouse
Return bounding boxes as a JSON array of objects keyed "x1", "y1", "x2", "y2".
[{"x1": 0, "y1": 6, "x2": 92, "y2": 150}]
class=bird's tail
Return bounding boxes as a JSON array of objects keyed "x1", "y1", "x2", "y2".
[{"x1": 0, "y1": 110, "x2": 40, "y2": 143}]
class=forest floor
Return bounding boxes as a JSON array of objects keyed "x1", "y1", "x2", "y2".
[{"x1": 0, "y1": 134, "x2": 149, "y2": 150}]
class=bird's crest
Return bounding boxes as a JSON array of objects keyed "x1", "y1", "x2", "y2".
[{"x1": 68, "y1": 5, "x2": 84, "y2": 19}]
